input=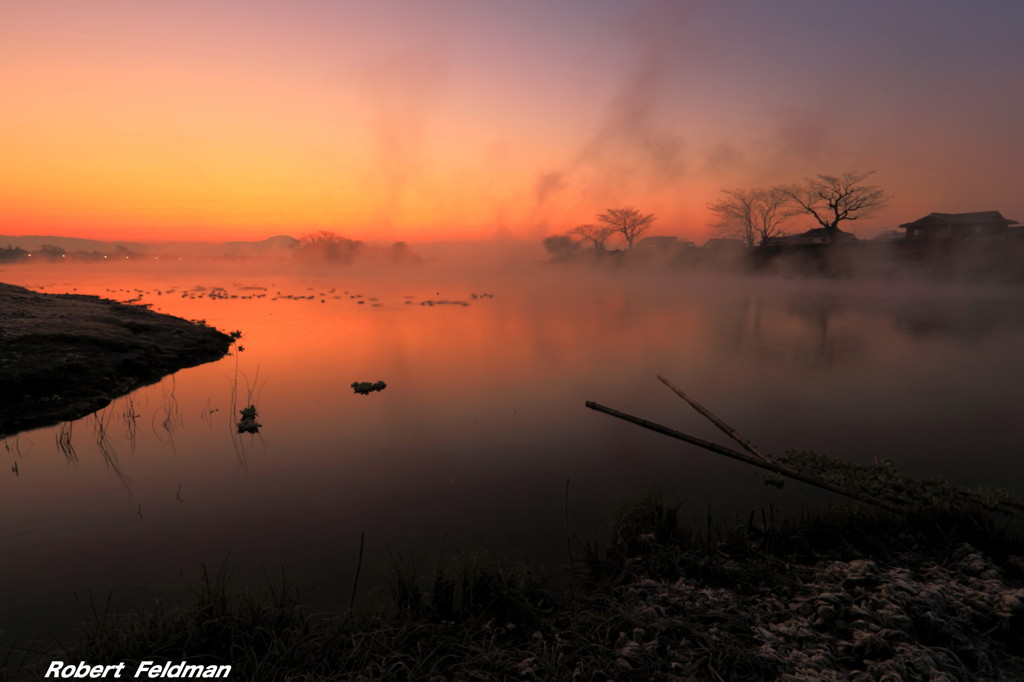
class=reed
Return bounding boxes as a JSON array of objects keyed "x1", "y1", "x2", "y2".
[
  {"x1": 55, "y1": 421, "x2": 76, "y2": 462},
  {"x1": 150, "y1": 375, "x2": 182, "y2": 448},
  {"x1": 119, "y1": 394, "x2": 138, "y2": 454}
]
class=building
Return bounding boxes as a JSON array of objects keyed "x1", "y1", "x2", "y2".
[
  {"x1": 763, "y1": 228, "x2": 857, "y2": 247},
  {"x1": 637, "y1": 235, "x2": 681, "y2": 250},
  {"x1": 898, "y1": 211, "x2": 1019, "y2": 240}
]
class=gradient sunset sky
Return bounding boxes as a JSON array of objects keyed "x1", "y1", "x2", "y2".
[{"x1": 3, "y1": 1, "x2": 1022, "y2": 243}]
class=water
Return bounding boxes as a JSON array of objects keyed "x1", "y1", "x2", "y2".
[{"x1": 2, "y1": 258, "x2": 1024, "y2": 647}]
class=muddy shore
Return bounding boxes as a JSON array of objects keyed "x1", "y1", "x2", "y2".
[{"x1": 0, "y1": 282, "x2": 234, "y2": 437}]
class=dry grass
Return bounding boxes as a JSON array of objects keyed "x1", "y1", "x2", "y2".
[{"x1": 5, "y1": 489, "x2": 1024, "y2": 681}]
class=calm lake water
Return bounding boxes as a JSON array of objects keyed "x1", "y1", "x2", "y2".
[{"x1": 2, "y1": 256, "x2": 1024, "y2": 647}]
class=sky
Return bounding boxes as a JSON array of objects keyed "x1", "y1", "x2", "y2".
[{"x1": 2, "y1": 0, "x2": 1022, "y2": 244}]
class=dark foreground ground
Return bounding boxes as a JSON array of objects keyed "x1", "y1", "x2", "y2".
[
  {"x1": 4, "y1": 495, "x2": 1024, "y2": 682},
  {"x1": 0, "y1": 282, "x2": 234, "y2": 437}
]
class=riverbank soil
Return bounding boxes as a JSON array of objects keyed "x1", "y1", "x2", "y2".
[{"x1": 0, "y1": 282, "x2": 233, "y2": 437}]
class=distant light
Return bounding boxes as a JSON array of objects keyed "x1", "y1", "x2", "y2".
[
  {"x1": 62, "y1": 254, "x2": 66, "y2": 258},
  {"x1": 103, "y1": 255, "x2": 107, "y2": 259}
]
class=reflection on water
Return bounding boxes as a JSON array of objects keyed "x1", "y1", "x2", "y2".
[{"x1": 2, "y1": 262, "x2": 1024, "y2": 646}]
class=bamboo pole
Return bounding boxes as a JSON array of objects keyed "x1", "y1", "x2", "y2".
[
  {"x1": 585, "y1": 400, "x2": 903, "y2": 515},
  {"x1": 657, "y1": 375, "x2": 773, "y2": 463}
]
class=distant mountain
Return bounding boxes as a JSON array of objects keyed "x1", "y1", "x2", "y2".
[
  {"x1": 0, "y1": 234, "x2": 116, "y2": 253},
  {"x1": 0, "y1": 234, "x2": 300, "y2": 257}
]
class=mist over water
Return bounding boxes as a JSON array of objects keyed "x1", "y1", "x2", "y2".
[{"x1": 2, "y1": 254, "x2": 1023, "y2": 647}]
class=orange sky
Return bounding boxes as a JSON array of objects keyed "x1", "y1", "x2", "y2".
[{"x1": 2, "y1": 1, "x2": 1023, "y2": 244}]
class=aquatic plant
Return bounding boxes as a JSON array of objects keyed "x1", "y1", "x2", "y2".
[
  {"x1": 351, "y1": 380, "x2": 387, "y2": 395},
  {"x1": 236, "y1": 405, "x2": 261, "y2": 434}
]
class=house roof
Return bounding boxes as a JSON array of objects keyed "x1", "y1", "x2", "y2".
[
  {"x1": 898, "y1": 211, "x2": 1020, "y2": 229},
  {"x1": 765, "y1": 227, "x2": 857, "y2": 244}
]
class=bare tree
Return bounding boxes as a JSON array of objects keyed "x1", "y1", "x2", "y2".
[
  {"x1": 708, "y1": 187, "x2": 791, "y2": 247},
  {"x1": 595, "y1": 207, "x2": 656, "y2": 250},
  {"x1": 780, "y1": 171, "x2": 890, "y2": 235},
  {"x1": 570, "y1": 224, "x2": 616, "y2": 252}
]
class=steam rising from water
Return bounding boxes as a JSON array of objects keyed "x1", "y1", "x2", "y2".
[{"x1": 533, "y1": 2, "x2": 691, "y2": 212}]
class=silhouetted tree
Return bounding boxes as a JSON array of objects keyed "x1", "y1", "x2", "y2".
[
  {"x1": 72, "y1": 250, "x2": 106, "y2": 262},
  {"x1": 543, "y1": 234, "x2": 583, "y2": 261},
  {"x1": 0, "y1": 245, "x2": 29, "y2": 263},
  {"x1": 595, "y1": 207, "x2": 656, "y2": 249},
  {"x1": 780, "y1": 171, "x2": 890, "y2": 235},
  {"x1": 114, "y1": 244, "x2": 137, "y2": 259},
  {"x1": 708, "y1": 187, "x2": 791, "y2": 247},
  {"x1": 570, "y1": 224, "x2": 616, "y2": 252},
  {"x1": 39, "y1": 244, "x2": 67, "y2": 261},
  {"x1": 389, "y1": 241, "x2": 422, "y2": 264},
  {"x1": 296, "y1": 231, "x2": 364, "y2": 264}
]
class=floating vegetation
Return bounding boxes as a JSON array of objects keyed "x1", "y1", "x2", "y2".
[
  {"x1": 351, "y1": 380, "x2": 387, "y2": 395},
  {"x1": 419, "y1": 299, "x2": 470, "y2": 307},
  {"x1": 236, "y1": 405, "x2": 261, "y2": 434}
]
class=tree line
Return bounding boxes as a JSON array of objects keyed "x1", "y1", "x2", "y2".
[
  {"x1": 545, "y1": 170, "x2": 890, "y2": 259},
  {"x1": 544, "y1": 207, "x2": 658, "y2": 260}
]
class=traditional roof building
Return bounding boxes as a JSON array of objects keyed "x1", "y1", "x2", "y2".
[
  {"x1": 637, "y1": 235, "x2": 681, "y2": 250},
  {"x1": 763, "y1": 228, "x2": 857, "y2": 247},
  {"x1": 898, "y1": 211, "x2": 1019, "y2": 240}
]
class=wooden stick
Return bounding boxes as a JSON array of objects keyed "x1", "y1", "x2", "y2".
[
  {"x1": 657, "y1": 375, "x2": 773, "y2": 463},
  {"x1": 585, "y1": 400, "x2": 903, "y2": 515}
]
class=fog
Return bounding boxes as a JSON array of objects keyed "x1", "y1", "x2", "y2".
[{"x1": 6, "y1": 229, "x2": 1024, "y2": 293}]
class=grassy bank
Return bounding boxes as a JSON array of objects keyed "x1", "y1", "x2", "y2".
[
  {"x1": 0, "y1": 282, "x2": 235, "y2": 437},
  {"x1": 6, "y1": 489, "x2": 1024, "y2": 682}
]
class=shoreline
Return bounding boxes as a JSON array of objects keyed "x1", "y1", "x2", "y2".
[{"x1": 0, "y1": 282, "x2": 234, "y2": 437}]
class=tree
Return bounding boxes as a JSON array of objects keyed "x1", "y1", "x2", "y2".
[
  {"x1": 570, "y1": 224, "x2": 616, "y2": 252},
  {"x1": 296, "y1": 231, "x2": 364, "y2": 263},
  {"x1": 780, "y1": 171, "x2": 890, "y2": 235},
  {"x1": 708, "y1": 187, "x2": 791, "y2": 248},
  {"x1": 389, "y1": 241, "x2": 422, "y2": 265},
  {"x1": 39, "y1": 244, "x2": 67, "y2": 261},
  {"x1": 0, "y1": 245, "x2": 29, "y2": 263},
  {"x1": 542, "y1": 234, "x2": 582, "y2": 261},
  {"x1": 595, "y1": 207, "x2": 656, "y2": 250}
]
